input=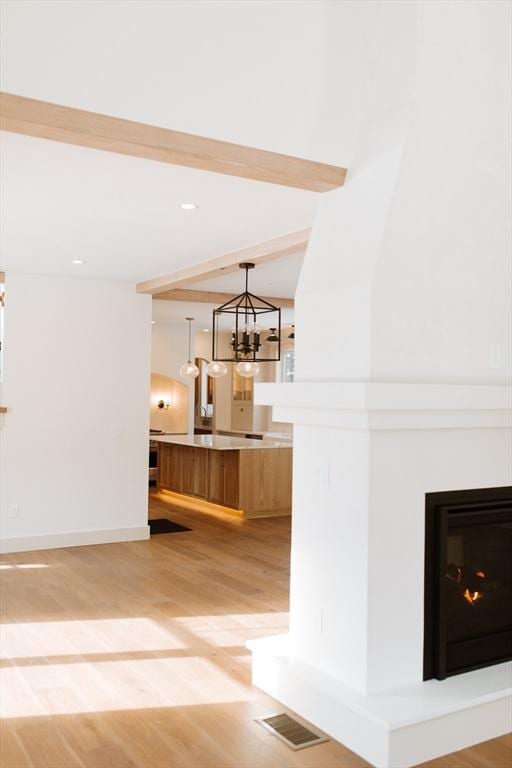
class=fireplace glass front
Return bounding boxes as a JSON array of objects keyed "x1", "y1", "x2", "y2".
[{"x1": 424, "y1": 487, "x2": 512, "y2": 680}]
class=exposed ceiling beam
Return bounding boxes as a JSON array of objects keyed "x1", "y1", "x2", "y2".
[
  {"x1": 137, "y1": 228, "x2": 310, "y2": 296},
  {"x1": 154, "y1": 288, "x2": 294, "y2": 308},
  {"x1": 0, "y1": 92, "x2": 347, "y2": 192}
]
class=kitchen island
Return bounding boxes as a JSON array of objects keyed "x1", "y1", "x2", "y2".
[{"x1": 151, "y1": 434, "x2": 292, "y2": 518}]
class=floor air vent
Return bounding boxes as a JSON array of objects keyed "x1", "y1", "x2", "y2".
[{"x1": 256, "y1": 713, "x2": 328, "y2": 750}]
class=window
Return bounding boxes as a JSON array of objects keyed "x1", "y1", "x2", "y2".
[{"x1": 282, "y1": 350, "x2": 295, "y2": 383}]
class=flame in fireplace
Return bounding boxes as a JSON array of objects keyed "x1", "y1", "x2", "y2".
[
  {"x1": 446, "y1": 564, "x2": 463, "y2": 583},
  {"x1": 463, "y1": 588, "x2": 482, "y2": 605},
  {"x1": 447, "y1": 564, "x2": 487, "y2": 606}
]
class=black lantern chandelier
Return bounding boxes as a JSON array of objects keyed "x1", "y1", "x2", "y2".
[{"x1": 212, "y1": 263, "x2": 281, "y2": 377}]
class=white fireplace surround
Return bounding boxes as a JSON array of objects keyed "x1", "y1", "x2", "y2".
[
  {"x1": 245, "y1": 3, "x2": 511, "y2": 764},
  {"x1": 249, "y1": 381, "x2": 512, "y2": 768}
]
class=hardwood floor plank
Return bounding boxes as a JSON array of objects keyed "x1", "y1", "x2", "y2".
[
  {"x1": 80, "y1": 744, "x2": 137, "y2": 768},
  {"x1": 0, "y1": 725, "x2": 34, "y2": 768},
  {"x1": 0, "y1": 491, "x2": 509, "y2": 768},
  {"x1": 11, "y1": 720, "x2": 84, "y2": 768}
]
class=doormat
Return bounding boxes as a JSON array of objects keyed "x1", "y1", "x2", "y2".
[{"x1": 149, "y1": 518, "x2": 192, "y2": 535}]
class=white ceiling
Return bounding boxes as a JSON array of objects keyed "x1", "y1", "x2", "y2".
[
  {"x1": 0, "y1": 1, "x2": 357, "y2": 165},
  {"x1": 190, "y1": 252, "x2": 304, "y2": 298},
  {"x1": 0, "y1": 1, "x2": 359, "y2": 289},
  {"x1": 0, "y1": 132, "x2": 317, "y2": 283}
]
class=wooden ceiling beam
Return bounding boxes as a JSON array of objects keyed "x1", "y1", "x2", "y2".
[
  {"x1": 136, "y1": 228, "x2": 310, "y2": 296},
  {"x1": 0, "y1": 92, "x2": 347, "y2": 192},
  {"x1": 154, "y1": 288, "x2": 294, "y2": 308}
]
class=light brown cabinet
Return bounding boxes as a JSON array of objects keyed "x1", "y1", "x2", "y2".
[
  {"x1": 231, "y1": 367, "x2": 253, "y2": 430},
  {"x1": 207, "y1": 450, "x2": 240, "y2": 508},
  {"x1": 157, "y1": 442, "x2": 292, "y2": 518},
  {"x1": 231, "y1": 402, "x2": 252, "y2": 431}
]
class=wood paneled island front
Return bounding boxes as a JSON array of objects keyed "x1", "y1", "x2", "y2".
[{"x1": 152, "y1": 434, "x2": 292, "y2": 518}]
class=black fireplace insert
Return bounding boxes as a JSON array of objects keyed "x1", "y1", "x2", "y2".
[{"x1": 424, "y1": 486, "x2": 512, "y2": 680}]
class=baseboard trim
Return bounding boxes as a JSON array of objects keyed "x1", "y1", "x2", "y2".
[{"x1": 0, "y1": 525, "x2": 150, "y2": 553}]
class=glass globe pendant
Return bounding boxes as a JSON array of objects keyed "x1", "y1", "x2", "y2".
[
  {"x1": 179, "y1": 317, "x2": 199, "y2": 378},
  {"x1": 206, "y1": 360, "x2": 228, "y2": 378},
  {"x1": 179, "y1": 360, "x2": 199, "y2": 378},
  {"x1": 235, "y1": 360, "x2": 260, "y2": 378}
]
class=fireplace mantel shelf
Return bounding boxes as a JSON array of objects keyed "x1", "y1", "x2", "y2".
[{"x1": 255, "y1": 382, "x2": 512, "y2": 430}]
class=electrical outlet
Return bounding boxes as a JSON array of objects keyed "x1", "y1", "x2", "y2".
[{"x1": 8, "y1": 504, "x2": 19, "y2": 518}]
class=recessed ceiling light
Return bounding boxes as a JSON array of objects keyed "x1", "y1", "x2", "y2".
[
  {"x1": 72, "y1": 259, "x2": 86, "y2": 265},
  {"x1": 151, "y1": 320, "x2": 156, "y2": 325},
  {"x1": 203, "y1": 328, "x2": 210, "y2": 332},
  {"x1": 179, "y1": 202, "x2": 198, "y2": 210}
]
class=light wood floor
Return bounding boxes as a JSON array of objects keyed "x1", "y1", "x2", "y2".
[{"x1": 0, "y1": 491, "x2": 510, "y2": 768}]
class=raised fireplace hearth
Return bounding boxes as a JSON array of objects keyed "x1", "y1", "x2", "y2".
[
  {"x1": 424, "y1": 487, "x2": 512, "y2": 680},
  {"x1": 250, "y1": 381, "x2": 512, "y2": 767}
]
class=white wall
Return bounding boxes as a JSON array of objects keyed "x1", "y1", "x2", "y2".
[
  {"x1": 256, "y1": 0, "x2": 512, "y2": 706},
  {"x1": 370, "y1": 0, "x2": 511, "y2": 383},
  {"x1": 149, "y1": 373, "x2": 187, "y2": 433},
  {"x1": 297, "y1": 0, "x2": 512, "y2": 386},
  {"x1": 194, "y1": 329, "x2": 212, "y2": 361},
  {"x1": 0, "y1": 272, "x2": 152, "y2": 552},
  {"x1": 151, "y1": 322, "x2": 194, "y2": 434}
]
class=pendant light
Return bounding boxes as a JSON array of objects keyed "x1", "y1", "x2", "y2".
[
  {"x1": 288, "y1": 325, "x2": 295, "y2": 339},
  {"x1": 211, "y1": 263, "x2": 281, "y2": 377},
  {"x1": 266, "y1": 328, "x2": 280, "y2": 342},
  {"x1": 235, "y1": 360, "x2": 260, "y2": 378},
  {"x1": 206, "y1": 360, "x2": 228, "y2": 378},
  {"x1": 179, "y1": 317, "x2": 199, "y2": 378}
]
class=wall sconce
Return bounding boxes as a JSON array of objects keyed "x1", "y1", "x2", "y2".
[{"x1": 157, "y1": 399, "x2": 171, "y2": 410}]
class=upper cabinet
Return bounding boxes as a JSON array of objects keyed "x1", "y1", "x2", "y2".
[{"x1": 232, "y1": 366, "x2": 253, "y2": 402}]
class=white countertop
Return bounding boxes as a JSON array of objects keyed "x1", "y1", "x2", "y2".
[
  {"x1": 150, "y1": 431, "x2": 187, "y2": 436},
  {"x1": 217, "y1": 428, "x2": 293, "y2": 442},
  {"x1": 150, "y1": 434, "x2": 292, "y2": 451}
]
